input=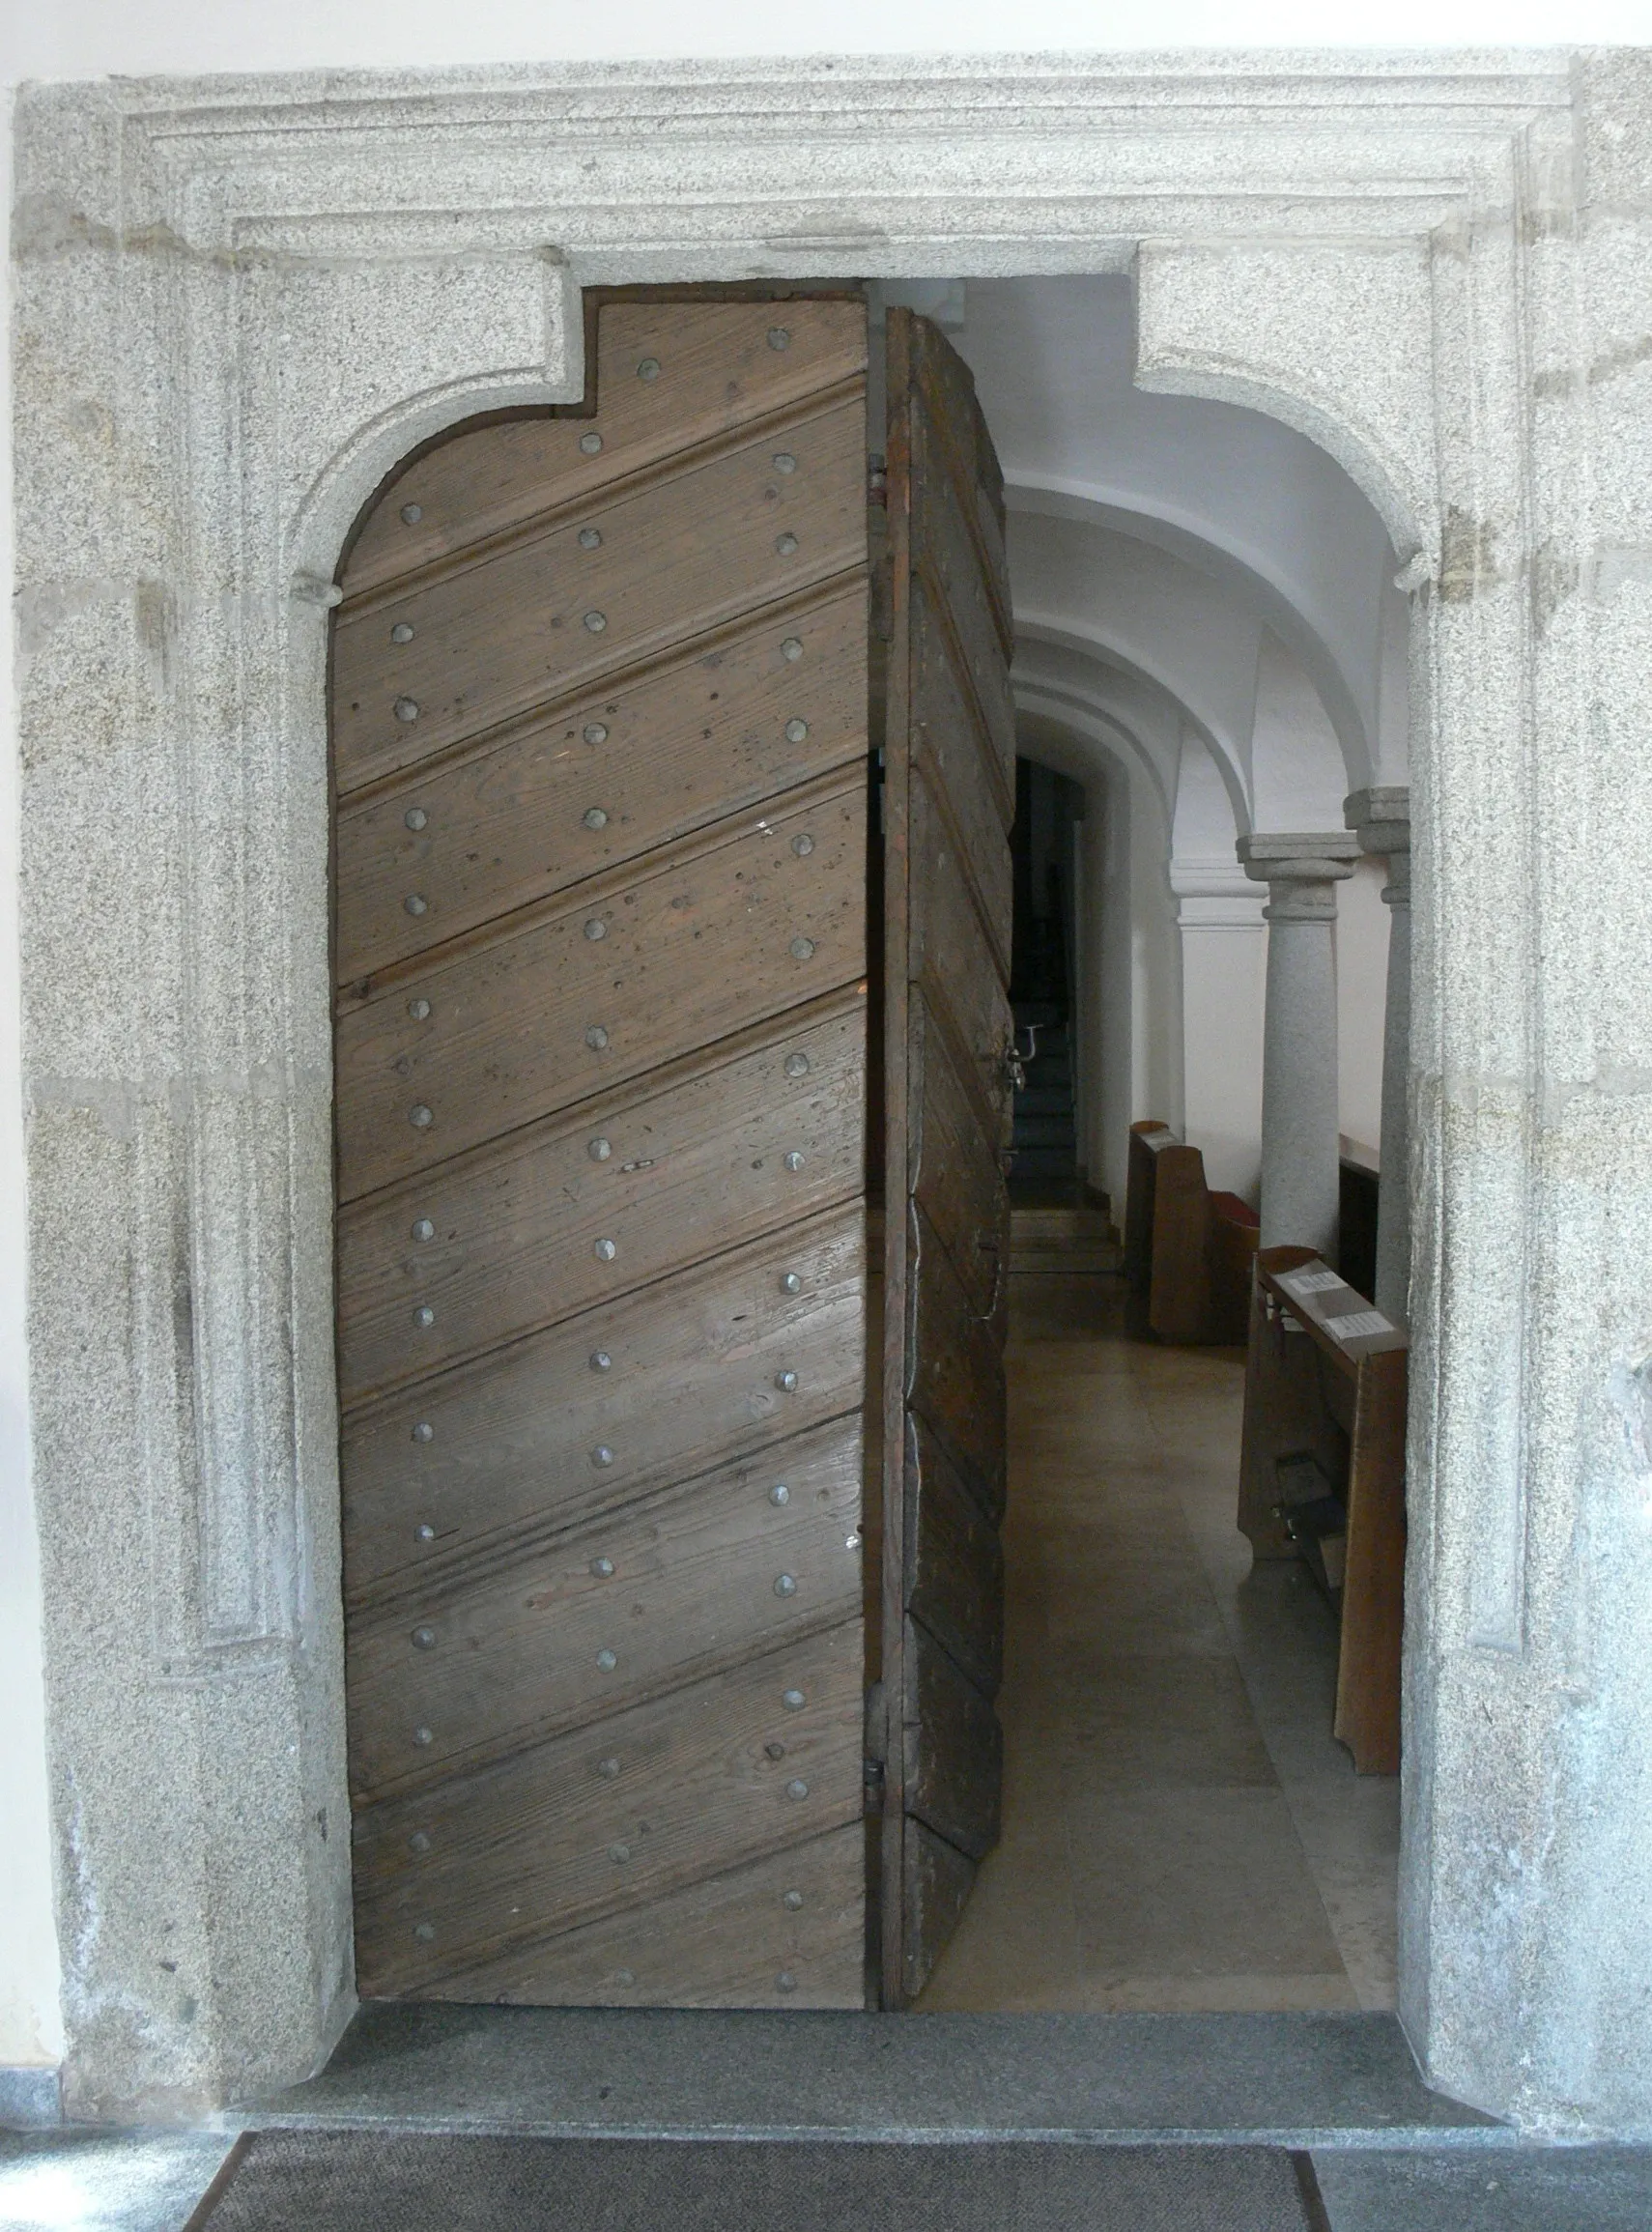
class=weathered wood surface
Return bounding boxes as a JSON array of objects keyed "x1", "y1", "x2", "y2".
[
  {"x1": 337, "y1": 1000, "x2": 866, "y2": 1407},
  {"x1": 348, "y1": 1416, "x2": 863, "y2": 1794},
  {"x1": 335, "y1": 773, "x2": 867, "y2": 1201},
  {"x1": 904, "y1": 1416, "x2": 1005, "y2": 1700},
  {"x1": 908, "y1": 446, "x2": 1015, "y2": 812},
  {"x1": 909, "y1": 995, "x2": 1009, "y2": 1328},
  {"x1": 907, "y1": 767, "x2": 1013, "y2": 1149},
  {"x1": 343, "y1": 1208, "x2": 866, "y2": 1601},
  {"x1": 336, "y1": 580, "x2": 869, "y2": 982},
  {"x1": 1337, "y1": 1345, "x2": 1408, "y2": 1777},
  {"x1": 901, "y1": 1617, "x2": 1003, "y2": 1863},
  {"x1": 908, "y1": 584, "x2": 1013, "y2": 975},
  {"x1": 906, "y1": 1202, "x2": 1009, "y2": 1522},
  {"x1": 901, "y1": 1820, "x2": 977, "y2": 2006},
  {"x1": 334, "y1": 398, "x2": 866, "y2": 793},
  {"x1": 435, "y1": 1823, "x2": 868, "y2": 2009},
  {"x1": 344, "y1": 300, "x2": 870, "y2": 603},
  {"x1": 878, "y1": 307, "x2": 1011, "y2": 2007},
  {"x1": 353, "y1": 1620, "x2": 865, "y2": 1996},
  {"x1": 336, "y1": 292, "x2": 871, "y2": 2007}
]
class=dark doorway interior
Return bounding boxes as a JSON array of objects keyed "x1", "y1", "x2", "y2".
[{"x1": 1009, "y1": 756, "x2": 1085, "y2": 1196}]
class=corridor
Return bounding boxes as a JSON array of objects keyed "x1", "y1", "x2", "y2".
[{"x1": 917, "y1": 1273, "x2": 1399, "y2": 2017}]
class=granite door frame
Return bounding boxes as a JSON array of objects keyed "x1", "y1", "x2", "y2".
[{"x1": 15, "y1": 51, "x2": 1652, "y2": 2132}]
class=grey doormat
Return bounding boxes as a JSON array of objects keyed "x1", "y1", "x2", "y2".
[{"x1": 189, "y1": 2132, "x2": 1328, "y2": 2231}]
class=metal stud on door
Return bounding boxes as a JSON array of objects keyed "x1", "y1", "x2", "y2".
[{"x1": 333, "y1": 292, "x2": 873, "y2": 2008}]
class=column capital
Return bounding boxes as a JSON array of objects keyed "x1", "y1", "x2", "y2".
[
  {"x1": 1344, "y1": 786, "x2": 1410, "y2": 858},
  {"x1": 1344, "y1": 787, "x2": 1411, "y2": 907},
  {"x1": 1236, "y1": 830, "x2": 1359, "y2": 919}
]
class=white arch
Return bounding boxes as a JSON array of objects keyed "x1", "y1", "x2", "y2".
[{"x1": 949, "y1": 273, "x2": 1403, "y2": 789}]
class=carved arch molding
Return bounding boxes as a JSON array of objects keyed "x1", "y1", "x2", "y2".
[{"x1": 15, "y1": 54, "x2": 1652, "y2": 2132}]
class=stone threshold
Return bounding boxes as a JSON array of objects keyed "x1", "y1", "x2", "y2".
[{"x1": 236, "y1": 2003, "x2": 1510, "y2": 2152}]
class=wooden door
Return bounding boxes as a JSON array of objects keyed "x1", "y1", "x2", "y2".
[
  {"x1": 876, "y1": 309, "x2": 1016, "y2": 2005},
  {"x1": 331, "y1": 292, "x2": 873, "y2": 2007}
]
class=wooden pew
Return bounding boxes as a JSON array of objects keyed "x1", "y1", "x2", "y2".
[
  {"x1": 1124, "y1": 1119, "x2": 1260, "y2": 1345},
  {"x1": 1238, "y1": 1245, "x2": 1408, "y2": 1774}
]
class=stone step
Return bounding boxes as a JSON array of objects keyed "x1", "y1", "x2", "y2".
[
  {"x1": 1012, "y1": 1114, "x2": 1078, "y2": 1150},
  {"x1": 1010, "y1": 1195, "x2": 1121, "y2": 1273},
  {"x1": 1008, "y1": 1147, "x2": 1081, "y2": 1183}
]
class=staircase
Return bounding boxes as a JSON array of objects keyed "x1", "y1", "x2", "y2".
[
  {"x1": 1009, "y1": 1007, "x2": 1077, "y2": 1187},
  {"x1": 1007, "y1": 1008, "x2": 1120, "y2": 1272}
]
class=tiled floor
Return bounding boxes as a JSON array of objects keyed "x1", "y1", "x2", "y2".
[{"x1": 916, "y1": 1273, "x2": 1400, "y2": 2015}]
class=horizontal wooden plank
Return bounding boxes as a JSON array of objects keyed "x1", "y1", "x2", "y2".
[
  {"x1": 911, "y1": 580, "x2": 1014, "y2": 961},
  {"x1": 424, "y1": 1823, "x2": 866, "y2": 2009},
  {"x1": 334, "y1": 776, "x2": 867, "y2": 1201},
  {"x1": 903, "y1": 1817, "x2": 977, "y2": 2004},
  {"x1": 344, "y1": 1207, "x2": 866, "y2": 1602},
  {"x1": 333, "y1": 399, "x2": 867, "y2": 794},
  {"x1": 910, "y1": 994, "x2": 1008, "y2": 1328},
  {"x1": 901, "y1": 1617, "x2": 1002, "y2": 1863},
  {"x1": 905, "y1": 1416, "x2": 1004, "y2": 1699},
  {"x1": 343, "y1": 300, "x2": 869, "y2": 603},
  {"x1": 908, "y1": 769, "x2": 1013, "y2": 1155},
  {"x1": 349, "y1": 1415, "x2": 863, "y2": 1798},
  {"x1": 913, "y1": 332, "x2": 1011, "y2": 630},
  {"x1": 911, "y1": 412, "x2": 1015, "y2": 797},
  {"x1": 906, "y1": 1202, "x2": 1007, "y2": 1520},
  {"x1": 353, "y1": 1619, "x2": 864, "y2": 1996},
  {"x1": 337, "y1": 1001, "x2": 866, "y2": 1409},
  {"x1": 335, "y1": 581, "x2": 869, "y2": 983}
]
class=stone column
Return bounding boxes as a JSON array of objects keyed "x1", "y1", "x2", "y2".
[
  {"x1": 1237, "y1": 833, "x2": 1360, "y2": 1256},
  {"x1": 1346, "y1": 788, "x2": 1411, "y2": 1323}
]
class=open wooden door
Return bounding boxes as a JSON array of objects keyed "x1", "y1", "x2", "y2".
[
  {"x1": 876, "y1": 309, "x2": 1016, "y2": 2005},
  {"x1": 331, "y1": 292, "x2": 874, "y2": 2007}
]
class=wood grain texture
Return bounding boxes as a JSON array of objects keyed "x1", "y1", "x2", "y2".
[
  {"x1": 1335, "y1": 1345, "x2": 1407, "y2": 1777},
  {"x1": 337, "y1": 292, "x2": 871, "y2": 2008},
  {"x1": 337, "y1": 998, "x2": 866, "y2": 1408},
  {"x1": 901, "y1": 1617, "x2": 1002, "y2": 1863},
  {"x1": 1148, "y1": 1138, "x2": 1214, "y2": 1346},
  {"x1": 902, "y1": 1820, "x2": 977, "y2": 2005},
  {"x1": 335, "y1": 774, "x2": 866, "y2": 1201},
  {"x1": 878, "y1": 308, "x2": 1011, "y2": 2009},
  {"x1": 343, "y1": 1208, "x2": 865, "y2": 1603},
  {"x1": 910, "y1": 994, "x2": 1009, "y2": 1329},
  {"x1": 353, "y1": 1619, "x2": 864, "y2": 1996},
  {"x1": 334, "y1": 398, "x2": 866, "y2": 794},
  {"x1": 904, "y1": 1416, "x2": 1005, "y2": 1699},
  {"x1": 908, "y1": 766, "x2": 1013, "y2": 1151},
  {"x1": 336, "y1": 581, "x2": 868, "y2": 982},
  {"x1": 349, "y1": 1415, "x2": 863, "y2": 1796},
  {"x1": 906, "y1": 1201, "x2": 1009, "y2": 1523},
  {"x1": 429, "y1": 1824, "x2": 867, "y2": 2009},
  {"x1": 909, "y1": 415, "x2": 1015, "y2": 803},
  {"x1": 344, "y1": 300, "x2": 869, "y2": 603},
  {"x1": 909, "y1": 582, "x2": 1014, "y2": 973}
]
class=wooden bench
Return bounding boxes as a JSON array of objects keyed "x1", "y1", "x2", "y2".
[
  {"x1": 1123, "y1": 1119, "x2": 1260, "y2": 1345},
  {"x1": 1238, "y1": 1244, "x2": 1408, "y2": 1774}
]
